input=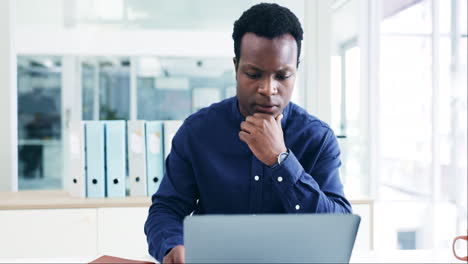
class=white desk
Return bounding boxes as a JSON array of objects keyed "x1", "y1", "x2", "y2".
[
  {"x1": 0, "y1": 255, "x2": 155, "y2": 264},
  {"x1": 0, "y1": 250, "x2": 458, "y2": 264},
  {"x1": 0, "y1": 191, "x2": 374, "y2": 260},
  {"x1": 351, "y1": 249, "x2": 456, "y2": 263}
]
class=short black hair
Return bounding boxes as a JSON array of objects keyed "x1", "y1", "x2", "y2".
[{"x1": 232, "y1": 3, "x2": 304, "y2": 67}]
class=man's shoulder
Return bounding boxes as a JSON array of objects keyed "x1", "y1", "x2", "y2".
[
  {"x1": 288, "y1": 102, "x2": 332, "y2": 133},
  {"x1": 286, "y1": 103, "x2": 338, "y2": 152},
  {"x1": 184, "y1": 97, "x2": 234, "y2": 130}
]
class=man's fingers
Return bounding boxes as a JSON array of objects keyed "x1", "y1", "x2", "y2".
[
  {"x1": 276, "y1": 114, "x2": 283, "y2": 126},
  {"x1": 247, "y1": 114, "x2": 276, "y2": 127},
  {"x1": 253, "y1": 112, "x2": 273, "y2": 120},
  {"x1": 164, "y1": 246, "x2": 184, "y2": 264},
  {"x1": 174, "y1": 248, "x2": 185, "y2": 264},
  {"x1": 163, "y1": 255, "x2": 172, "y2": 264},
  {"x1": 239, "y1": 131, "x2": 250, "y2": 143},
  {"x1": 245, "y1": 115, "x2": 261, "y2": 125},
  {"x1": 240, "y1": 121, "x2": 256, "y2": 134}
]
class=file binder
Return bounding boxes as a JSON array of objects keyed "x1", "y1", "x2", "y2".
[
  {"x1": 104, "y1": 120, "x2": 127, "y2": 198},
  {"x1": 127, "y1": 120, "x2": 147, "y2": 196},
  {"x1": 163, "y1": 120, "x2": 183, "y2": 159},
  {"x1": 84, "y1": 121, "x2": 106, "y2": 198},
  {"x1": 68, "y1": 121, "x2": 86, "y2": 197},
  {"x1": 145, "y1": 121, "x2": 164, "y2": 196}
]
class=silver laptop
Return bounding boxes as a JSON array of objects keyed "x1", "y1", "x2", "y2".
[{"x1": 184, "y1": 214, "x2": 360, "y2": 263}]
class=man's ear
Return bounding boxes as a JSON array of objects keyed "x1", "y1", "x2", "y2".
[
  {"x1": 233, "y1": 57, "x2": 239, "y2": 80},
  {"x1": 233, "y1": 57, "x2": 238, "y2": 72}
]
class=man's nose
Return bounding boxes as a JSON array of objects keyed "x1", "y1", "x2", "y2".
[{"x1": 258, "y1": 77, "x2": 278, "y2": 96}]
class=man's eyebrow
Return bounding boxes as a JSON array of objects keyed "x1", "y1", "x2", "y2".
[
  {"x1": 276, "y1": 65, "x2": 295, "y2": 72},
  {"x1": 276, "y1": 67, "x2": 294, "y2": 72},
  {"x1": 242, "y1": 64, "x2": 294, "y2": 72},
  {"x1": 242, "y1": 64, "x2": 263, "y2": 71}
]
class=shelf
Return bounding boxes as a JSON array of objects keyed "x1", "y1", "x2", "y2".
[
  {"x1": 0, "y1": 190, "x2": 151, "y2": 210},
  {"x1": 0, "y1": 190, "x2": 372, "y2": 210}
]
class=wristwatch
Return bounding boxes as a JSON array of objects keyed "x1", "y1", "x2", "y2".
[{"x1": 277, "y1": 150, "x2": 289, "y2": 166}]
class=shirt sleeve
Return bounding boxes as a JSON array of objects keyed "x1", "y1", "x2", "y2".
[
  {"x1": 144, "y1": 123, "x2": 199, "y2": 263},
  {"x1": 270, "y1": 128, "x2": 352, "y2": 214}
]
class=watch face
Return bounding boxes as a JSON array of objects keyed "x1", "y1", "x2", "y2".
[{"x1": 278, "y1": 152, "x2": 288, "y2": 164}]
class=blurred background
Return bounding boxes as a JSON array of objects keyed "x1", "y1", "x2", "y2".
[{"x1": 1, "y1": 0, "x2": 467, "y2": 256}]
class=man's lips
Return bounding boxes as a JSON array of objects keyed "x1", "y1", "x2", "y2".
[{"x1": 255, "y1": 104, "x2": 278, "y2": 113}]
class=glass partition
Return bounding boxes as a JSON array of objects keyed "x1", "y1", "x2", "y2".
[
  {"x1": 82, "y1": 62, "x2": 96, "y2": 120},
  {"x1": 99, "y1": 58, "x2": 131, "y2": 120},
  {"x1": 330, "y1": 0, "x2": 369, "y2": 197},
  {"x1": 81, "y1": 57, "x2": 131, "y2": 120},
  {"x1": 17, "y1": 56, "x2": 63, "y2": 190},
  {"x1": 136, "y1": 57, "x2": 236, "y2": 120}
]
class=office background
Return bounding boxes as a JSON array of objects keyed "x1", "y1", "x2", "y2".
[{"x1": 0, "y1": 0, "x2": 466, "y2": 258}]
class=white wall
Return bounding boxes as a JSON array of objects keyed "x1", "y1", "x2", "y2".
[
  {"x1": 16, "y1": 0, "x2": 64, "y2": 29},
  {"x1": 304, "y1": 0, "x2": 333, "y2": 123},
  {"x1": 331, "y1": 0, "x2": 359, "y2": 55},
  {"x1": 16, "y1": 29, "x2": 233, "y2": 57},
  {"x1": 0, "y1": 0, "x2": 18, "y2": 191}
]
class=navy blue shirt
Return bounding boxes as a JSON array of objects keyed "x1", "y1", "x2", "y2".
[{"x1": 144, "y1": 97, "x2": 352, "y2": 262}]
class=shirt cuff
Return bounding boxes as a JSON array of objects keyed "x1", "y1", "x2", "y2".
[
  {"x1": 271, "y1": 149, "x2": 303, "y2": 185},
  {"x1": 268, "y1": 150, "x2": 305, "y2": 212}
]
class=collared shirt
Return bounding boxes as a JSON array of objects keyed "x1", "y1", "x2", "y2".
[{"x1": 144, "y1": 96, "x2": 352, "y2": 262}]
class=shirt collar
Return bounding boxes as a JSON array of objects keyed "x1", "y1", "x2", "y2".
[{"x1": 230, "y1": 96, "x2": 290, "y2": 128}]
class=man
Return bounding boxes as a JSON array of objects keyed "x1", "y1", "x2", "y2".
[{"x1": 145, "y1": 3, "x2": 352, "y2": 263}]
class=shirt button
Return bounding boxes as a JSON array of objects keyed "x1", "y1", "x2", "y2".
[
  {"x1": 277, "y1": 176, "x2": 283, "y2": 182},
  {"x1": 295, "y1": 204, "x2": 300, "y2": 210},
  {"x1": 254, "y1": 175, "x2": 260, "y2": 181}
]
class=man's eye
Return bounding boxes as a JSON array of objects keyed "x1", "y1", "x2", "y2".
[
  {"x1": 245, "y1": 72, "x2": 260, "y2": 79},
  {"x1": 276, "y1": 74, "x2": 291, "y2": 80}
]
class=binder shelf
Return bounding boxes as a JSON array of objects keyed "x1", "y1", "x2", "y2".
[{"x1": 0, "y1": 190, "x2": 151, "y2": 210}]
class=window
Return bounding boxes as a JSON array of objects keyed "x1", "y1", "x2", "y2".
[
  {"x1": 398, "y1": 230, "x2": 417, "y2": 250},
  {"x1": 379, "y1": 34, "x2": 433, "y2": 200},
  {"x1": 330, "y1": 0, "x2": 369, "y2": 198},
  {"x1": 375, "y1": 0, "x2": 467, "y2": 250},
  {"x1": 331, "y1": 0, "x2": 466, "y2": 251},
  {"x1": 82, "y1": 62, "x2": 95, "y2": 120},
  {"x1": 81, "y1": 57, "x2": 131, "y2": 120},
  {"x1": 17, "y1": 56, "x2": 63, "y2": 190},
  {"x1": 136, "y1": 57, "x2": 236, "y2": 120},
  {"x1": 377, "y1": 0, "x2": 434, "y2": 250}
]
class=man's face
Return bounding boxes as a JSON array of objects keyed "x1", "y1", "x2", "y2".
[{"x1": 234, "y1": 32, "x2": 298, "y2": 118}]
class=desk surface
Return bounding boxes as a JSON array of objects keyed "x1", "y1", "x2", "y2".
[
  {"x1": 0, "y1": 190, "x2": 372, "y2": 210},
  {"x1": 0, "y1": 190, "x2": 151, "y2": 210},
  {"x1": 0, "y1": 255, "x2": 156, "y2": 264},
  {"x1": 0, "y1": 250, "x2": 457, "y2": 264}
]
